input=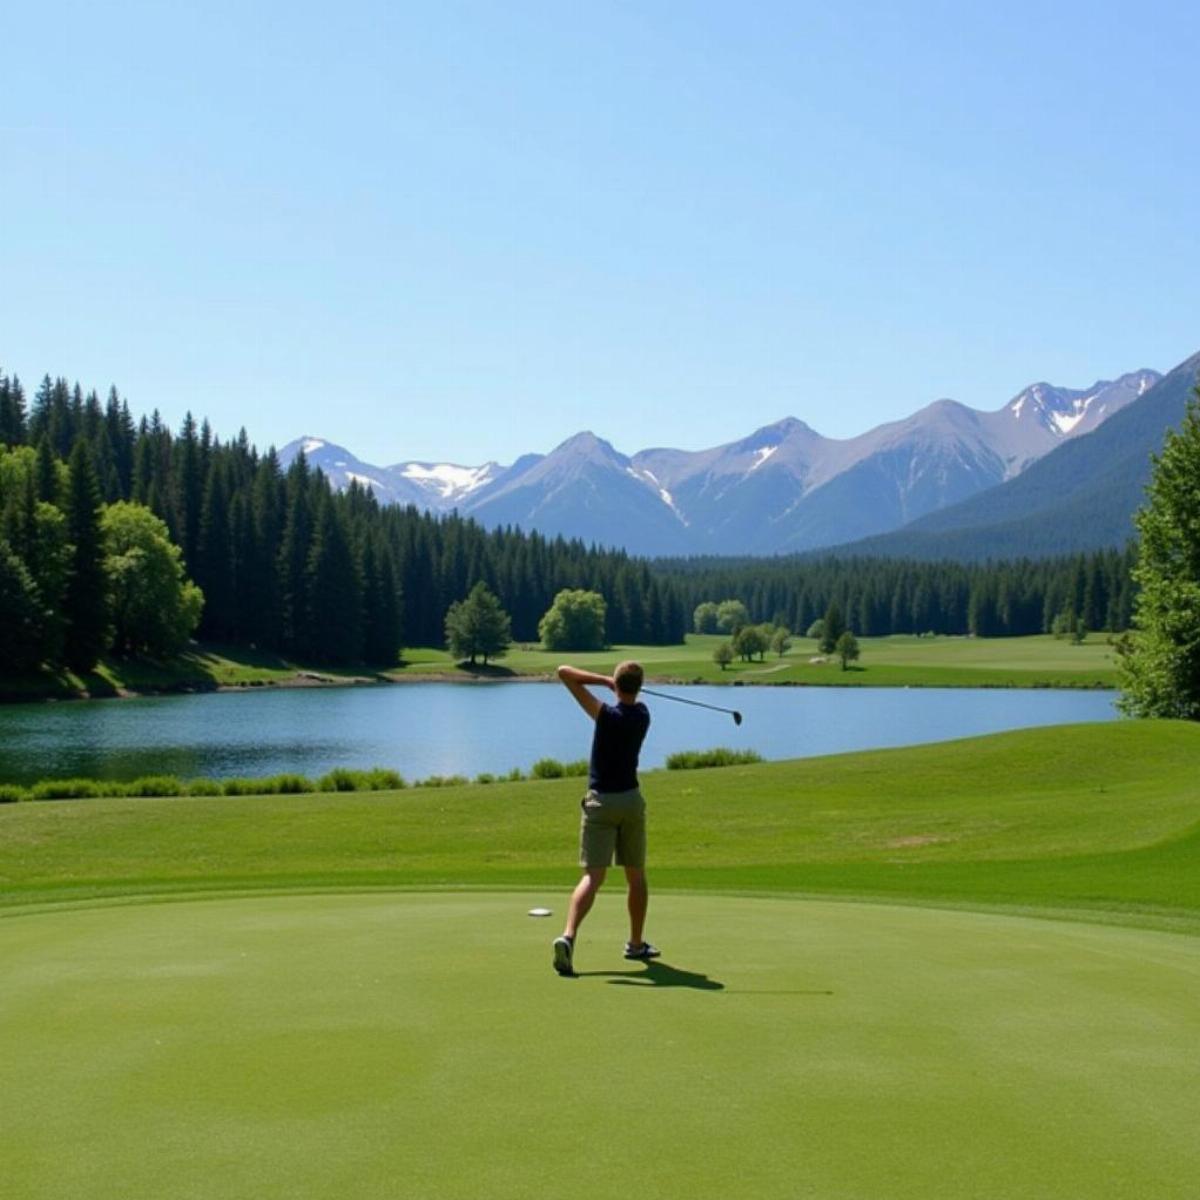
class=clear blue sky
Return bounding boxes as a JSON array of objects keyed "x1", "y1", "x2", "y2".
[{"x1": 3, "y1": 1, "x2": 1197, "y2": 464}]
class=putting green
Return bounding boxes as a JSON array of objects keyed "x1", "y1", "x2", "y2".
[{"x1": 3, "y1": 892, "x2": 1197, "y2": 1199}]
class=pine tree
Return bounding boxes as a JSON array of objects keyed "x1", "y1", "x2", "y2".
[
  {"x1": 173, "y1": 413, "x2": 203, "y2": 571},
  {"x1": 0, "y1": 374, "x2": 28, "y2": 446},
  {"x1": 62, "y1": 442, "x2": 110, "y2": 671},
  {"x1": 0, "y1": 538, "x2": 43, "y2": 671},
  {"x1": 305, "y1": 494, "x2": 362, "y2": 664},
  {"x1": 196, "y1": 460, "x2": 234, "y2": 641},
  {"x1": 819, "y1": 602, "x2": 846, "y2": 654},
  {"x1": 361, "y1": 537, "x2": 403, "y2": 665},
  {"x1": 276, "y1": 454, "x2": 313, "y2": 655},
  {"x1": 34, "y1": 436, "x2": 59, "y2": 504}
]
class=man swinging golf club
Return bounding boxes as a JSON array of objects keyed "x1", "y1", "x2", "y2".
[{"x1": 552, "y1": 660, "x2": 659, "y2": 977}]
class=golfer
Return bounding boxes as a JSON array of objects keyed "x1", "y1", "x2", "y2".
[{"x1": 552, "y1": 660, "x2": 660, "y2": 977}]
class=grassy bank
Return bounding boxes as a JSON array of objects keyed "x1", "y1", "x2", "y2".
[
  {"x1": 0, "y1": 632, "x2": 1120, "y2": 703},
  {"x1": 3, "y1": 720, "x2": 1195, "y2": 930},
  {"x1": 0, "y1": 643, "x2": 395, "y2": 702}
]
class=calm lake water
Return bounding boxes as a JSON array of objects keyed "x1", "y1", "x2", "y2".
[{"x1": 0, "y1": 683, "x2": 1119, "y2": 786}]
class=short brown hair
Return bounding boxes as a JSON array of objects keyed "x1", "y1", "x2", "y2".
[{"x1": 615, "y1": 660, "x2": 644, "y2": 696}]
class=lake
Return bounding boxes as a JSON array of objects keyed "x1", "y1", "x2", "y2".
[{"x1": 0, "y1": 683, "x2": 1120, "y2": 786}]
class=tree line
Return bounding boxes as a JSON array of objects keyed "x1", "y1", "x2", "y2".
[
  {"x1": 656, "y1": 548, "x2": 1138, "y2": 639},
  {"x1": 0, "y1": 372, "x2": 688, "y2": 672}
]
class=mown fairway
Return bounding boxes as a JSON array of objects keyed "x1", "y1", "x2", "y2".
[
  {"x1": 401, "y1": 632, "x2": 1120, "y2": 688},
  {"x1": 3, "y1": 720, "x2": 1198, "y2": 1198}
]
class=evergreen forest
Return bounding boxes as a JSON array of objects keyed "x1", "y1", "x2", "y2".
[{"x1": 0, "y1": 370, "x2": 1140, "y2": 675}]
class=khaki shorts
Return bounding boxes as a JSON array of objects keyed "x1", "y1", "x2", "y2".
[{"x1": 579, "y1": 787, "x2": 646, "y2": 869}]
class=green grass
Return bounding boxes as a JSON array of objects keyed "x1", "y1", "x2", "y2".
[
  {"x1": 4, "y1": 720, "x2": 1199, "y2": 1199},
  {"x1": 0, "y1": 643, "x2": 397, "y2": 701},
  {"x1": 3, "y1": 892, "x2": 1197, "y2": 1200},
  {"x1": 3, "y1": 721, "x2": 1196, "y2": 929},
  {"x1": 0, "y1": 632, "x2": 1120, "y2": 701},
  {"x1": 401, "y1": 631, "x2": 1121, "y2": 688}
]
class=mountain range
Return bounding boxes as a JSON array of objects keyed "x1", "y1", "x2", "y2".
[
  {"x1": 281, "y1": 364, "x2": 1181, "y2": 558},
  {"x1": 838, "y1": 349, "x2": 1200, "y2": 561}
]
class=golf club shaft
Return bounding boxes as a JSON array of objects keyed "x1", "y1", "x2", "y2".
[{"x1": 641, "y1": 687, "x2": 740, "y2": 719}]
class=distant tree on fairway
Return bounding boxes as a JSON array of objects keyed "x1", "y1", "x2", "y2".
[
  {"x1": 716, "y1": 599, "x2": 749, "y2": 634},
  {"x1": 103, "y1": 502, "x2": 204, "y2": 657},
  {"x1": 446, "y1": 582, "x2": 512, "y2": 665},
  {"x1": 770, "y1": 628, "x2": 792, "y2": 658},
  {"x1": 693, "y1": 601, "x2": 720, "y2": 634},
  {"x1": 835, "y1": 631, "x2": 860, "y2": 671},
  {"x1": 1119, "y1": 391, "x2": 1200, "y2": 718},
  {"x1": 713, "y1": 641, "x2": 733, "y2": 670},
  {"x1": 539, "y1": 588, "x2": 607, "y2": 652},
  {"x1": 806, "y1": 618, "x2": 824, "y2": 640},
  {"x1": 62, "y1": 442, "x2": 110, "y2": 672},
  {"x1": 733, "y1": 624, "x2": 768, "y2": 662},
  {"x1": 819, "y1": 603, "x2": 846, "y2": 655},
  {"x1": 1051, "y1": 608, "x2": 1077, "y2": 640}
]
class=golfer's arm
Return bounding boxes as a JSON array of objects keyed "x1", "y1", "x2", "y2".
[{"x1": 556, "y1": 665, "x2": 611, "y2": 720}]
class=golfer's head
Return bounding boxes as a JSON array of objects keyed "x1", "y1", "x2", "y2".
[{"x1": 614, "y1": 660, "x2": 644, "y2": 700}]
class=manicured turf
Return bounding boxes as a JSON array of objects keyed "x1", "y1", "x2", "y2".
[
  {"x1": 2, "y1": 892, "x2": 1197, "y2": 1200},
  {"x1": 401, "y1": 632, "x2": 1121, "y2": 688},
  {"x1": 3, "y1": 720, "x2": 1198, "y2": 1197}
]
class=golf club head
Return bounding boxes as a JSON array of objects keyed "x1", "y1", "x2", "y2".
[{"x1": 733, "y1": 711, "x2": 743, "y2": 726}]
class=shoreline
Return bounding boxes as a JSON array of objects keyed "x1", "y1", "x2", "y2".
[{"x1": 0, "y1": 667, "x2": 1118, "y2": 706}]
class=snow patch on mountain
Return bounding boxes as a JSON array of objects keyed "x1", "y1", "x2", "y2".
[{"x1": 399, "y1": 462, "x2": 498, "y2": 499}]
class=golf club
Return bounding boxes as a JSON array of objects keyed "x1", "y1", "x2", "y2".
[{"x1": 641, "y1": 687, "x2": 743, "y2": 725}]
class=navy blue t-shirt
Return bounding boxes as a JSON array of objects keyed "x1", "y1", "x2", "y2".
[{"x1": 589, "y1": 701, "x2": 651, "y2": 793}]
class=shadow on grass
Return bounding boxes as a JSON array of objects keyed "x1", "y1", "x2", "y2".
[{"x1": 574, "y1": 961, "x2": 725, "y2": 990}]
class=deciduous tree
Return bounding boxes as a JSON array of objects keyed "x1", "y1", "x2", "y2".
[
  {"x1": 103, "y1": 501, "x2": 204, "y2": 657},
  {"x1": 539, "y1": 588, "x2": 607, "y2": 652},
  {"x1": 835, "y1": 630, "x2": 860, "y2": 671},
  {"x1": 446, "y1": 581, "x2": 512, "y2": 665},
  {"x1": 1118, "y1": 391, "x2": 1200, "y2": 718}
]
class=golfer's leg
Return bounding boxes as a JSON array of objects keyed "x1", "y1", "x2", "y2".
[
  {"x1": 565, "y1": 868, "x2": 606, "y2": 938},
  {"x1": 624, "y1": 866, "x2": 648, "y2": 946}
]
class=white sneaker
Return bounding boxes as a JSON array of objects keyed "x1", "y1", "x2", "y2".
[{"x1": 624, "y1": 941, "x2": 661, "y2": 961}]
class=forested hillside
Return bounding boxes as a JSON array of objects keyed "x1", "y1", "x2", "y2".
[
  {"x1": 0, "y1": 374, "x2": 688, "y2": 670},
  {"x1": 654, "y1": 550, "x2": 1136, "y2": 639}
]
